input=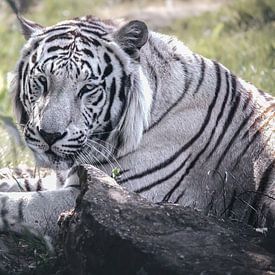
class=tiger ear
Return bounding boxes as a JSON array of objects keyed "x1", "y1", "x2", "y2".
[
  {"x1": 17, "y1": 15, "x2": 43, "y2": 40},
  {"x1": 114, "y1": 20, "x2": 148, "y2": 59},
  {"x1": 5, "y1": 0, "x2": 42, "y2": 39}
]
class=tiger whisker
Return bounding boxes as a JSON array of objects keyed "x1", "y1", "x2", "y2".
[
  {"x1": 84, "y1": 142, "x2": 115, "y2": 172},
  {"x1": 75, "y1": 148, "x2": 109, "y2": 175},
  {"x1": 87, "y1": 139, "x2": 123, "y2": 172},
  {"x1": 85, "y1": 140, "x2": 127, "y2": 182},
  {"x1": 93, "y1": 137, "x2": 119, "y2": 155}
]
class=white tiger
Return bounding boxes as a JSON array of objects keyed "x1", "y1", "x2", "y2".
[{"x1": 0, "y1": 6, "x2": 274, "y2": 235}]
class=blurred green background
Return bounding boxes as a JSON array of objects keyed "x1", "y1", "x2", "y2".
[{"x1": 0, "y1": 0, "x2": 274, "y2": 168}]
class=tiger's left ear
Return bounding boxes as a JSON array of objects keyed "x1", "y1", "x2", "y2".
[
  {"x1": 17, "y1": 15, "x2": 43, "y2": 40},
  {"x1": 5, "y1": 0, "x2": 43, "y2": 40},
  {"x1": 114, "y1": 20, "x2": 148, "y2": 59}
]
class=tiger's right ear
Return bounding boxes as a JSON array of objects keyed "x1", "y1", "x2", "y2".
[
  {"x1": 114, "y1": 20, "x2": 148, "y2": 59},
  {"x1": 17, "y1": 15, "x2": 43, "y2": 40}
]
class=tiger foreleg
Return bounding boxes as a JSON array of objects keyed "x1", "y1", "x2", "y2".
[
  {"x1": 0, "y1": 170, "x2": 68, "y2": 192},
  {"x1": 0, "y1": 187, "x2": 80, "y2": 237}
]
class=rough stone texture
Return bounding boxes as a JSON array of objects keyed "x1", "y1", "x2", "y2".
[{"x1": 60, "y1": 165, "x2": 275, "y2": 275}]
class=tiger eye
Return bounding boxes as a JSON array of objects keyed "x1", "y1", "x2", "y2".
[
  {"x1": 38, "y1": 75, "x2": 47, "y2": 84},
  {"x1": 84, "y1": 84, "x2": 95, "y2": 91}
]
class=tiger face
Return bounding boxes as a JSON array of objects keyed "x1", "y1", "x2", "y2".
[{"x1": 13, "y1": 17, "x2": 149, "y2": 170}]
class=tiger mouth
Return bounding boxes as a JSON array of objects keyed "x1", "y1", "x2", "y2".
[{"x1": 44, "y1": 150, "x2": 75, "y2": 169}]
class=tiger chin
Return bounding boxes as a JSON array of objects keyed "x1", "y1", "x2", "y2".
[{"x1": 5, "y1": 7, "x2": 275, "y2": 230}]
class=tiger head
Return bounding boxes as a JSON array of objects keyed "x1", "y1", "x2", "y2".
[{"x1": 11, "y1": 16, "x2": 152, "y2": 170}]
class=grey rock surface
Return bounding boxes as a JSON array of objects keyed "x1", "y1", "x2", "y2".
[{"x1": 59, "y1": 165, "x2": 275, "y2": 275}]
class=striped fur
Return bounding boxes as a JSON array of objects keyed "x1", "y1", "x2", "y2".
[{"x1": 1, "y1": 15, "x2": 274, "y2": 234}]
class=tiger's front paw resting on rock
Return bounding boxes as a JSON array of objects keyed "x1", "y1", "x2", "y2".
[{"x1": 63, "y1": 165, "x2": 87, "y2": 190}]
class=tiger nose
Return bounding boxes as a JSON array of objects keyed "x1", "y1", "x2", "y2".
[{"x1": 38, "y1": 129, "x2": 65, "y2": 145}]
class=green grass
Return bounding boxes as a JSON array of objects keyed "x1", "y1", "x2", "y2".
[
  {"x1": 0, "y1": 0, "x2": 274, "y2": 167},
  {"x1": 163, "y1": 0, "x2": 275, "y2": 94}
]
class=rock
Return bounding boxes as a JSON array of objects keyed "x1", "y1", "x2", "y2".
[{"x1": 59, "y1": 165, "x2": 275, "y2": 275}]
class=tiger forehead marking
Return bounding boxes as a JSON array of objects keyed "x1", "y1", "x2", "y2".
[{"x1": 31, "y1": 27, "x2": 116, "y2": 80}]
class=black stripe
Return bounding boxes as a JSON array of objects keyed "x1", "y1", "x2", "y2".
[
  {"x1": 164, "y1": 62, "x2": 223, "y2": 203},
  {"x1": 27, "y1": 136, "x2": 41, "y2": 143},
  {"x1": 103, "y1": 64, "x2": 113, "y2": 78},
  {"x1": 206, "y1": 73, "x2": 239, "y2": 160},
  {"x1": 97, "y1": 65, "x2": 101, "y2": 75},
  {"x1": 78, "y1": 86, "x2": 97, "y2": 99},
  {"x1": 193, "y1": 56, "x2": 206, "y2": 95},
  {"x1": 28, "y1": 127, "x2": 36, "y2": 136},
  {"x1": 230, "y1": 73, "x2": 237, "y2": 103},
  {"x1": 247, "y1": 160, "x2": 275, "y2": 226},
  {"x1": 89, "y1": 38, "x2": 101, "y2": 47},
  {"x1": 136, "y1": 154, "x2": 192, "y2": 194},
  {"x1": 21, "y1": 63, "x2": 30, "y2": 112},
  {"x1": 118, "y1": 73, "x2": 128, "y2": 103},
  {"x1": 36, "y1": 179, "x2": 42, "y2": 191},
  {"x1": 258, "y1": 88, "x2": 274, "y2": 102},
  {"x1": 148, "y1": 38, "x2": 169, "y2": 64},
  {"x1": 24, "y1": 179, "x2": 31, "y2": 191},
  {"x1": 38, "y1": 26, "x2": 71, "y2": 36},
  {"x1": 82, "y1": 110, "x2": 90, "y2": 127},
  {"x1": 16, "y1": 62, "x2": 28, "y2": 124},
  {"x1": 61, "y1": 144, "x2": 81, "y2": 149},
  {"x1": 82, "y1": 23, "x2": 108, "y2": 33},
  {"x1": 104, "y1": 52, "x2": 111, "y2": 63},
  {"x1": 86, "y1": 21, "x2": 109, "y2": 31},
  {"x1": 145, "y1": 60, "x2": 158, "y2": 115},
  {"x1": 83, "y1": 108, "x2": 92, "y2": 119},
  {"x1": 241, "y1": 103, "x2": 275, "y2": 140},
  {"x1": 83, "y1": 48, "x2": 94, "y2": 58},
  {"x1": 81, "y1": 28, "x2": 106, "y2": 37},
  {"x1": 45, "y1": 34, "x2": 72, "y2": 43},
  {"x1": 18, "y1": 200, "x2": 24, "y2": 221},
  {"x1": 79, "y1": 38, "x2": 91, "y2": 47},
  {"x1": 146, "y1": 64, "x2": 191, "y2": 132},
  {"x1": 100, "y1": 122, "x2": 113, "y2": 141},
  {"x1": 41, "y1": 55, "x2": 59, "y2": 66},
  {"x1": 120, "y1": 61, "x2": 220, "y2": 185},
  {"x1": 114, "y1": 74, "x2": 129, "y2": 151},
  {"x1": 81, "y1": 60, "x2": 94, "y2": 72},
  {"x1": 242, "y1": 92, "x2": 252, "y2": 111},
  {"x1": 206, "y1": 71, "x2": 231, "y2": 160},
  {"x1": 92, "y1": 92, "x2": 104, "y2": 106},
  {"x1": 22, "y1": 63, "x2": 29, "y2": 92},
  {"x1": 47, "y1": 45, "x2": 70, "y2": 53},
  {"x1": 214, "y1": 110, "x2": 254, "y2": 171},
  {"x1": 67, "y1": 136, "x2": 84, "y2": 142},
  {"x1": 233, "y1": 115, "x2": 274, "y2": 169},
  {"x1": 18, "y1": 61, "x2": 24, "y2": 81},
  {"x1": 33, "y1": 40, "x2": 42, "y2": 50},
  {"x1": 104, "y1": 78, "x2": 116, "y2": 122},
  {"x1": 55, "y1": 22, "x2": 108, "y2": 38},
  {"x1": 94, "y1": 91, "x2": 107, "y2": 123}
]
